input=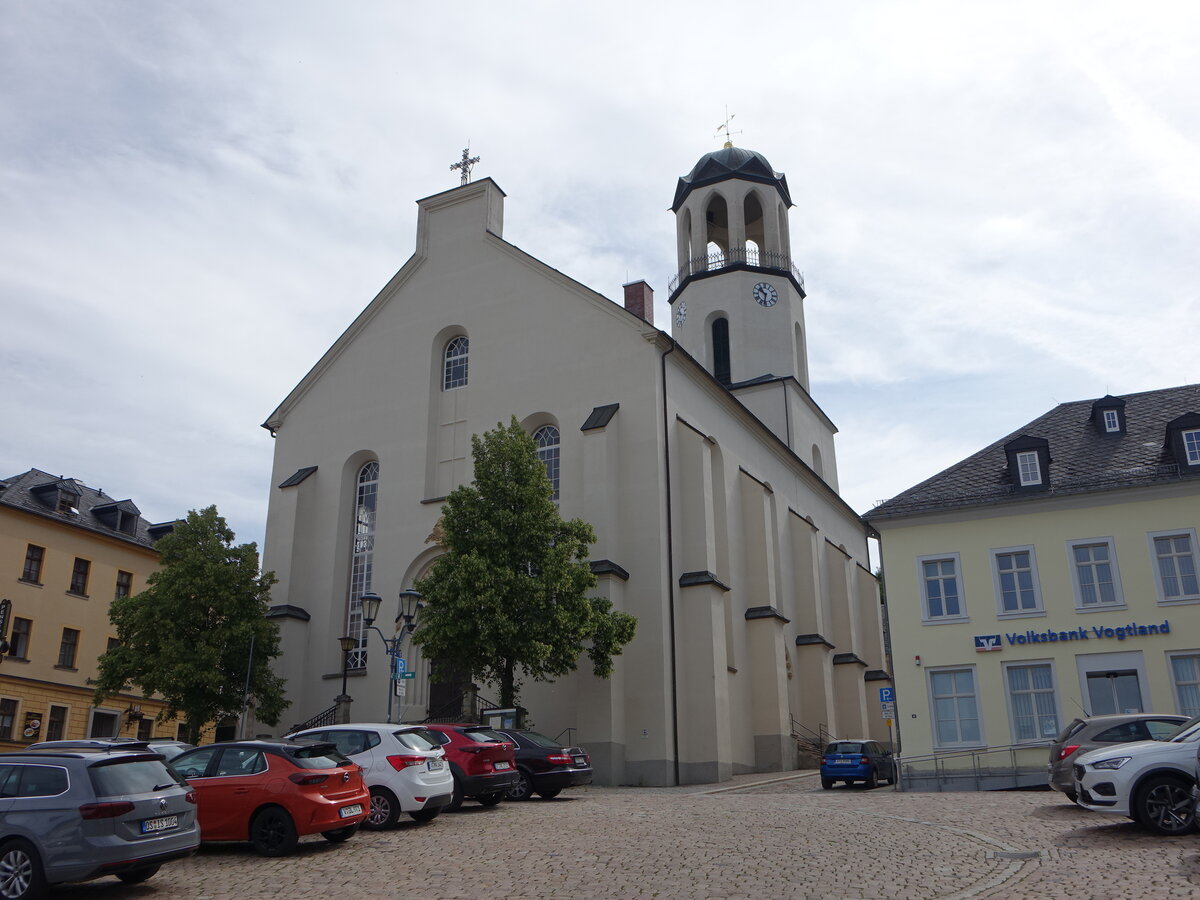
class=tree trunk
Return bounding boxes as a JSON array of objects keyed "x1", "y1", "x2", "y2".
[{"x1": 500, "y1": 659, "x2": 515, "y2": 708}]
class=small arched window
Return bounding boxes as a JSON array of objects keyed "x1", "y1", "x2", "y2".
[
  {"x1": 533, "y1": 425, "x2": 561, "y2": 500},
  {"x1": 443, "y1": 336, "x2": 469, "y2": 390},
  {"x1": 712, "y1": 317, "x2": 731, "y2": 385}
]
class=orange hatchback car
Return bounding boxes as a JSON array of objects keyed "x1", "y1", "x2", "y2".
[{"x1": 170, "y1": 739, "x2": 369, "y2": 856}]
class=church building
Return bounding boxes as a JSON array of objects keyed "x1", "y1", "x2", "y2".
[{"x1": 260, "y1": 145, "x2": 888, "y2": 785}]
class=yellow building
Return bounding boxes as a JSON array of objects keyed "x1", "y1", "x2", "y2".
[
  {"x1": 867, "y1": 386, "x2": 1200, "y2": 788},
  {"x1": 0, "y1": 468, "x2": 183, "y2": 746}
]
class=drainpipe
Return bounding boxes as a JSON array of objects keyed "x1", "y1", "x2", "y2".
[{"x1": 660, "y1": 338, "x2": 680, "y2": 786}]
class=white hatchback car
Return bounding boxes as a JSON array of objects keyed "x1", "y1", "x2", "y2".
[
  {"x1": 1074, "y1": 714, "x2": 1200, "y2": 835},
  {"x1": 290, "y1": 724, "x2": 454, "y2": 829}
]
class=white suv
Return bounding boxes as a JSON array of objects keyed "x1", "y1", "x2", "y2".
[
  {"x1": 290, "y1": 724, "x2": 453, "y2": 829},
  {"x1": 1074, "y1": 714, "x2": 1200, "y2": 835}
]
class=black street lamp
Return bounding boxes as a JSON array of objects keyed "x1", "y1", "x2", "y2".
[
  {"x1": 359, "y1": 590, "x2": 424, "y2": 723},
  {"x1": 337, "y1": 634, "x2": 357, "y2": 714}
]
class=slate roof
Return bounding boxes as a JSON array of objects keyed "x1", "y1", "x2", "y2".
[
  {"x1": 672, "y1": 146, "x2": 793, "y2": 211},
  {"x1": 0, "y1": 468, "x2": 171, "y2": 549},
  {"x1": 867, "y1": 384, "x2": 1200, "y2": 521}
]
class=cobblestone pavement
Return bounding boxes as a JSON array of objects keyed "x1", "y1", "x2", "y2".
[{"x1": 55, "y1": 772, "x2": 1200, "y2": 899}]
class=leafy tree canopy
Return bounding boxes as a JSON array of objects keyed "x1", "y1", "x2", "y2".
[
  {"x1": 413, "y1": 418, "x2": 636, "y2": 709},
  {"x1": 94, "y1": 505, "x2": 287, "y2": 743}
]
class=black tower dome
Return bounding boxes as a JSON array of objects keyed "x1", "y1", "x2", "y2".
[{"x1": 671, "y1": 146, "x2": 792, "y2": 212}]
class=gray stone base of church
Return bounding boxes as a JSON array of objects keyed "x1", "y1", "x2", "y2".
[
  {"x1": 622, "y1": 757, "x2": 678, "y2": 787},
  {"x1": 754, "y1": 733, "x2": 794, "y2": 772},
  {"x1": 678, "y1": 759, "x2": 733, "y2": 785}
]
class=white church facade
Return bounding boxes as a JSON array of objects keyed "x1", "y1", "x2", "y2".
[{"x1": 259, "y1": 146, "x2": 889, "y2": 785}]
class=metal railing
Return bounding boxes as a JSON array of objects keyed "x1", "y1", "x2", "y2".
[
  {"x1": 668, "y1": 248, "x2": 805, "y2": 294},
  {"x1": 896, "y1": 742, "x2": 1051, "y2": 792},
  {"x1": 790, "y1": 717, "x2": 829, "y2": 758},
  {"x1": 288, "y1": 704, "x2": 339, "y2": 735}
]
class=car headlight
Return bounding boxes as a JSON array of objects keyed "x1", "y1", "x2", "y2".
[{"x1": 1090, "y1": 757, "x2": 1132, "y2": 770}]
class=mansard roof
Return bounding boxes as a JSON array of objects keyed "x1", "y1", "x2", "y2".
[
  {"x1": 867, "y1": 383, "x2": 1200, "y2": 521},
  {"x1": 0, "y1": 468, "x2": 172, "y2": 549},
  {"x1": 672, "y1": 146, "x2": 793, "y2": 211}
]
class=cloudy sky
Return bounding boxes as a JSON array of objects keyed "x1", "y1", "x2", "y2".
[{"x1": 2, "y1": 1, "x2": 1198, "y2": 551}]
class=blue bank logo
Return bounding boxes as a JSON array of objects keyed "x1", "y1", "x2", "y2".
[{"x1": 974, "y1": 634, "x2": 1002, "y2": 652}]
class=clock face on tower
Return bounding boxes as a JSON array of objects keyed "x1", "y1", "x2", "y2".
[
  {"x1": 752, "y1": 282, "x2": 778, "y2": 307},
  {"x1": 675, "y1": 302, "x2": 687, "y2": 327}
]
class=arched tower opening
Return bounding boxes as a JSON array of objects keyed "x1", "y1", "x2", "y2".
[
  {"x1": 704, "y1": 194, "x2": 729, "y2": 268},
  {"x1": 744, "y1": 192, "x2": 765, "y2": 265}
]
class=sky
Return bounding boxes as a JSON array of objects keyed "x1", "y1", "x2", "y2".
[{"x1": 2, "y1": 1, "x2": 1198, "y2": 553}]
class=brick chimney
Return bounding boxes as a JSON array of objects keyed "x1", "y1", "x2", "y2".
[{"x1": 622, "y1": 280, "x2": 654, "y2": 326}]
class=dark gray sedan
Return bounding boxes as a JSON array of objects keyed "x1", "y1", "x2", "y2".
[{"x1": 1047, "y1": 713, "x2": 1188, "y2": 800}]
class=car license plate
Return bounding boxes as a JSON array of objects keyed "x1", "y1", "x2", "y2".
[
  {"x1": 833, "y1": 759, "x2": 854, "y2": 765},
  {"x1": 573, "y1": 756, "x2": 586, "y2": 766},
  {"x1": 338, "y1": 804, "x2": 363, "y2": 819},
  {"x1": 494, "y1": 761, "x2": 511, "y2": 770},
  {"x1": 141, "y1": 815, "x2": 178, "y2": 833},
  {"x1": 427, "y1": 759, "x2": 444, "y2": 771}
]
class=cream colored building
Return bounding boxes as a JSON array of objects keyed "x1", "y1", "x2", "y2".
[
  {"x1": 0, "y1": 469, "x2": 183, "y2": 745},
  {"x1": 260, "y1": 146, "x2": 887, "y2": 785},
  {"x1": 867, "y1": 386, "x2": 1200, "y2": 786}
]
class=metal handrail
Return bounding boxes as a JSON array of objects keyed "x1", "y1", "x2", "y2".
[
  {"x1": 668, "y1": 248, "x2": 805, "y2": 294},
  {"x1": 287, "y1": 704, "x2": 338, "y2": 735},
  {"x1": 554, "y1": 727, "x2": 576, "y2": 746},
  {"x1": 897, "y1": 741, "x2": 1051, "y2": 792}
]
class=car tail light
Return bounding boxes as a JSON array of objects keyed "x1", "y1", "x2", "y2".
[
  {"x1": 79, "y1": 801, "x2": 135, "y2": 819},
  {"x1": 546, "y1": 753, "x2": 572, "y2": 764},
  {"x1": 860, "y1": 756, "x2": 870, "y2": 765},
  {"x1": 387, "y1": 755, "x2": 428, "y2": 771},
  {"x1": 1058, "y1": 745, "x2": 1080, "y2": 761},
  {"x1": 288, "y1": 773, "x2": 329, "y2": 785},
  {"x1": 185, "y1": 790, "x2": 197, "y2": 804}
]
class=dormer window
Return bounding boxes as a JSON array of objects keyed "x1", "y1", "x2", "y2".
[
  {"x1": 92, "y1": 500, "x2": 141, "y2": 536},
  {"x1": 30, "y1": 479, "x2": 81, "y2": 514},
  {"x1": 1103, "y1": 410, "x2": 1120, "y2": 432},
  {"x1": 1004, "y1": 435, "x2": 1051, "y2": 493},
  {"x1": 1165, "y1": 413, "x2": 1200, "y2": 476},
  {"x1": 1016, "y1": 452, "x2": 1042, "y2": 486},
  {"x1": 1091, "y1": 395, "x2": 1126, "y2": 435},
  {"x1": 1184, "y1": 429, "x2": 1200, "y2": 466}
]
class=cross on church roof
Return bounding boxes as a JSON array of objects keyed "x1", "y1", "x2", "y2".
[
  {"x1": 716, "y1": 107, "x2": 741, "y2": 149},
  {"x1": 450, "y1": 145, "x2": 481, "y2": 185}
]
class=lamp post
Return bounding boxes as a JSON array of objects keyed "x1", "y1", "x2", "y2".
[
  {"x1": 336, "y1": 635, "x2": 356, "y2": 724},
  {"x1": 359, "y1": 590, "x2": 424, "y2": 724}
]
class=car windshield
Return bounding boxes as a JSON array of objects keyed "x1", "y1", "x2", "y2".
[
  {"x1": 1054, "y1": 719, "x2": 1087, "y2": 743},
  {"x1": 285, "y1": 745, "x2": 350, "y2": 769},
  {"x1": 90, "y1": 758, "x2": 185, "y2": 796},
  {"x1": 392, "y1": 729, "x2": 439, "y2": 752},
  {"x1": 463, "y1": 728, "x2": 509, "y2": 744},
  {"x1": 1167, "y1": 715, "x2": 1200, "y2": 743},
  {"x1": 825, "y1": 742, "x2": 864, "y2": 755}
]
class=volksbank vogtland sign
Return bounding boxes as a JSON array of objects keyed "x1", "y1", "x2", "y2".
[{"x1": 975, "y1": 620, "x2": 1172, "y2": 651}]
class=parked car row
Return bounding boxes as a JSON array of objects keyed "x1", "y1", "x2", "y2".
[
  {"x1": 1052, "y1": 712, "x2": 1200, "y2": 835},
  {"x1": 0, "y1": 725, "x2": 592, "y2": 897}
]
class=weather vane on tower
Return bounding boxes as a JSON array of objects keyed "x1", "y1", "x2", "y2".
[
  {"x1": 716, "y1": 107, "x2": 741, "y2": 149},
  {"x1": 450, "y1": 144, "x2": 481, "y2": 186}
]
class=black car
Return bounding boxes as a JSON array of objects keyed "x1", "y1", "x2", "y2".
[{"x1": 494, "y1": 730, "x2": 592, "y2": 801}]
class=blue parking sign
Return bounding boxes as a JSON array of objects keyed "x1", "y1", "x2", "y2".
[{"x1": 878, "y1": 687, "x2": 895, "y2": 703}]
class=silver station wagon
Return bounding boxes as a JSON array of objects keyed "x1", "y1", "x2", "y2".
[{"x1": 0, "y1": 744, "x2": 199, "y2": 899}]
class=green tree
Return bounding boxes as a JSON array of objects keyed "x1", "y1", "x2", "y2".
[
  {"x1": 94, "y1": 506, "x2": 287, "y2": 743},
  {"x1": 414, "y1": 417, "x2": 637, "y2": 710}
]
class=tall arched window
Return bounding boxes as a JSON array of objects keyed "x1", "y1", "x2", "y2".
[
  {"x1": 533, "y1": 425, "x2": 561, "y2": 501},
  {"x1": 347, "y1": 461, "x2": 379, "y2": 668},
  {"x1": 712, "y1": 317, "x2": 731, "y2": 385},
  {"x1": 443, "y1": 336, "x2": 469, "y2": 390}
]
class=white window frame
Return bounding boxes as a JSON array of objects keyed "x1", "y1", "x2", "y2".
[
  {"x1": 990, "y1": 545, "x2": 1043, "y2": 618},
  {"x1": 1003, "y1": 660, "x2": 1060, "y2": 743},
  {"x1": 1148, "y1": 528, "x2": 1200, "y2": 604},
  {"x1": 87, "y1": 708, "x2": 120, "y2": 739},
  {"x1": 927, "y1": 666, "x2": 985, "y2": 749},
  {"x1": 1075, "y1": 650, "x2": 1150, "y2": 716},
  {"x1": 1103, "y1": 409, "x2": 1120, "y2": 432},
  {"x1": 916, "y1": 553, "x2": 968, "y2": 624},
  {"x1": 1184, "y1": 429, "x2": 1200, "y2": 465},
  {"x1": 1016, "y1": 451, "x2": 1041, "y2": 486},
  {"x1": 1168, "y1": 651, "x2": 1200, "y2": 718},
  {"x1": 442, "y1": 335, "x2": 469, "y2": 391},
  {"x1": 1066, "y1": 537, "x2": 1126, "y2": 611},
  {"x1": 532, "y1": 424, "x2": 561, "y2": 501}
]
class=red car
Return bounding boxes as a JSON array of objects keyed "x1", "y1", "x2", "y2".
[
  {"x1": 170, "y1": 739, "x2": 369, "y2": 856},
  {"x1": 421, "y1": 724, "x2": 519, "y2": 811}
]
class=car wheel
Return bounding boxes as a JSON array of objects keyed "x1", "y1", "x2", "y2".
[
  {"x1": 249, "y1": 807, "x2": 299, "y2": 857},
  {"x1": 365, "y1": 786, "x2": 399, "y2": 830},
  {"x1": 116, "y1": 865, "x2": 160, "y2": 884},
  {"x1": 477, "y1": 791, "x2": 504, "y2": 807},
  {"x1": 820, "y1": 777, "x2": 833, "y2": 790},
  {"x1": 864, "y1": 768, "x2": 878, "y2": 789},
  {"x1": 1136, "y1": 776, "x2": 1196, "y2": 836},
  {"x1": 536, "y1": 788, "x2": 562, "y2": 799},
  {"x1": 321, "y1": 825, "x2": 358, "y2": 843},
  {"x1": 506, "y1": 770, "x2": 534, "y2": 802},
  {"x1": 0, "y1": 839, "x2": 46, "y2": 900},
  {"x1": 445, "y1": 776, "x2": 464, "y2": 813},
  {"x1": 410, "y1": 808, "x2": 440, "y2": 823}
]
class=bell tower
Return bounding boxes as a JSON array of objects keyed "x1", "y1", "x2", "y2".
[{"x1": 668, "y1": 145, "x2": 809, "y2": 392}]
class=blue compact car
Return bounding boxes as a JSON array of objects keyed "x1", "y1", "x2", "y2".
[{"x1": 820, "y1": 739, "x2": 895, "y2": 789}]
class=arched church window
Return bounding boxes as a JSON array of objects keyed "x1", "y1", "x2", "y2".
[
  {"x1": 533, "y1": 425, "x2": 561, "y2": 501},
  {"x1": 346, "y1": 461, "x2": 379, "y2": 668},
  {"x1": 443, "y1": 336, "x2": 469, "y2": 390},
  {"x1": 712, "y1": 318, "x2": 731, "y2": 386}
]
